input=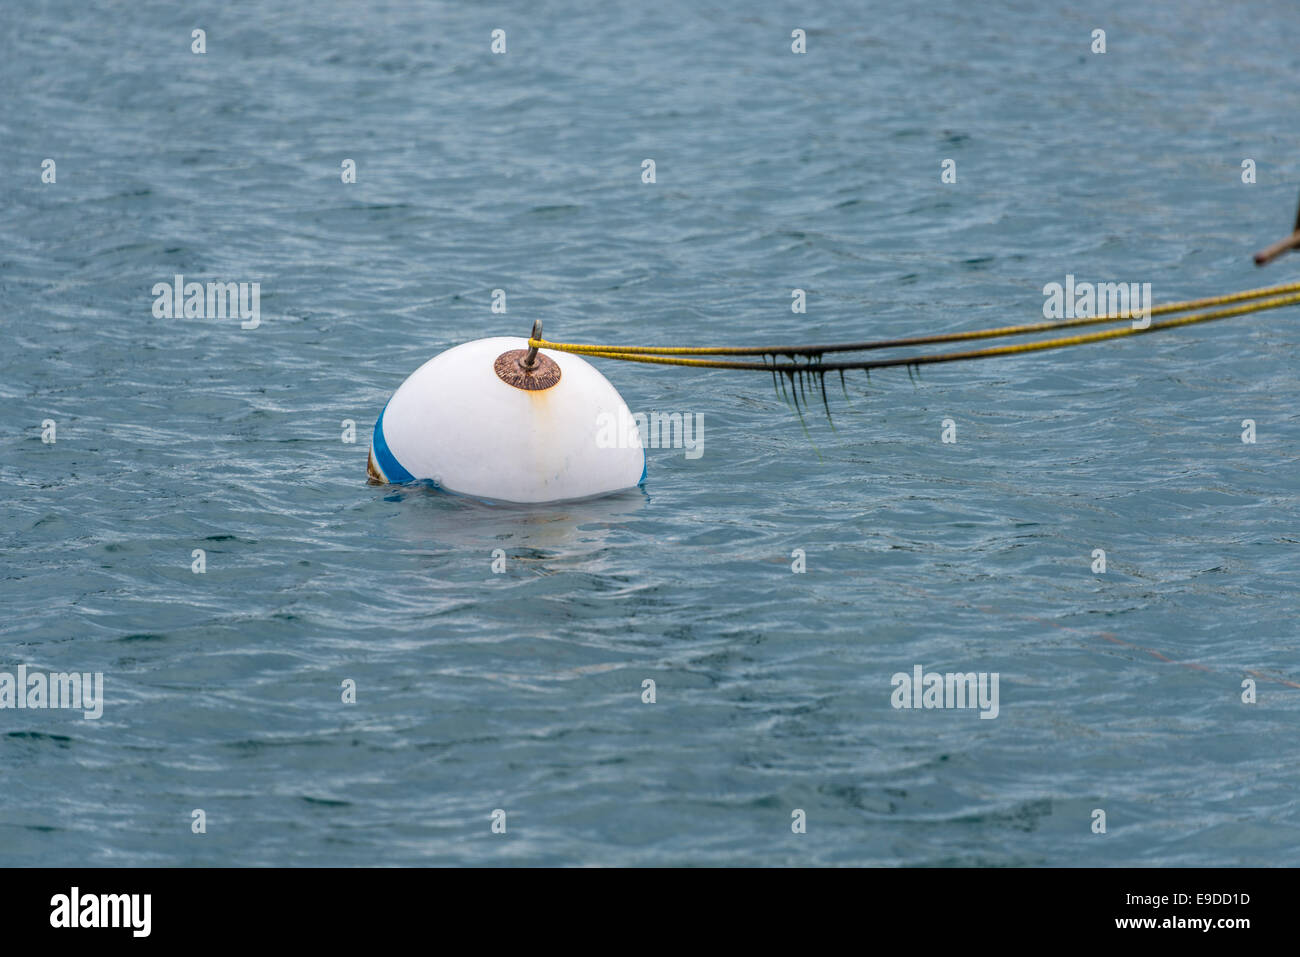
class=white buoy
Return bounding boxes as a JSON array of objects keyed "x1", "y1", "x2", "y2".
[{"x1": 368, "y1": 324, "x2": 645, "y2": 503}]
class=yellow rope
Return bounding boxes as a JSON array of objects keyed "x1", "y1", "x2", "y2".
[
  {"x1": 530, "y1": 278, "x2": 1300, "y2": 360},
  {"x1": 529, "y1": 290, "x2": 1300, "y2": 373}
]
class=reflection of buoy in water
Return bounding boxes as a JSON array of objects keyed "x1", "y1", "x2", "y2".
[{"x1": 368, "y1": 322, "x2": 645, "y2": 503}]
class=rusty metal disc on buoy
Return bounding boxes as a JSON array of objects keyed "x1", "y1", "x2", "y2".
[{"x1": 493, "y1": 349, "x2": 561, "y2": 391}]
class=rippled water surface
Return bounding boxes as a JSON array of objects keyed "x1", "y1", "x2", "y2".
[{"x1": 2, "y1": 0, "x2": 1299, "y2": 866}]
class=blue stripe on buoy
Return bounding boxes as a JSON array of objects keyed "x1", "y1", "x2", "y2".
[
  {"x1": 371, "y1": 402, "x2": 415, "y2": 484},
  {"x1": 638, "y1": 449, "x2": 647, "y2": 485}
]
